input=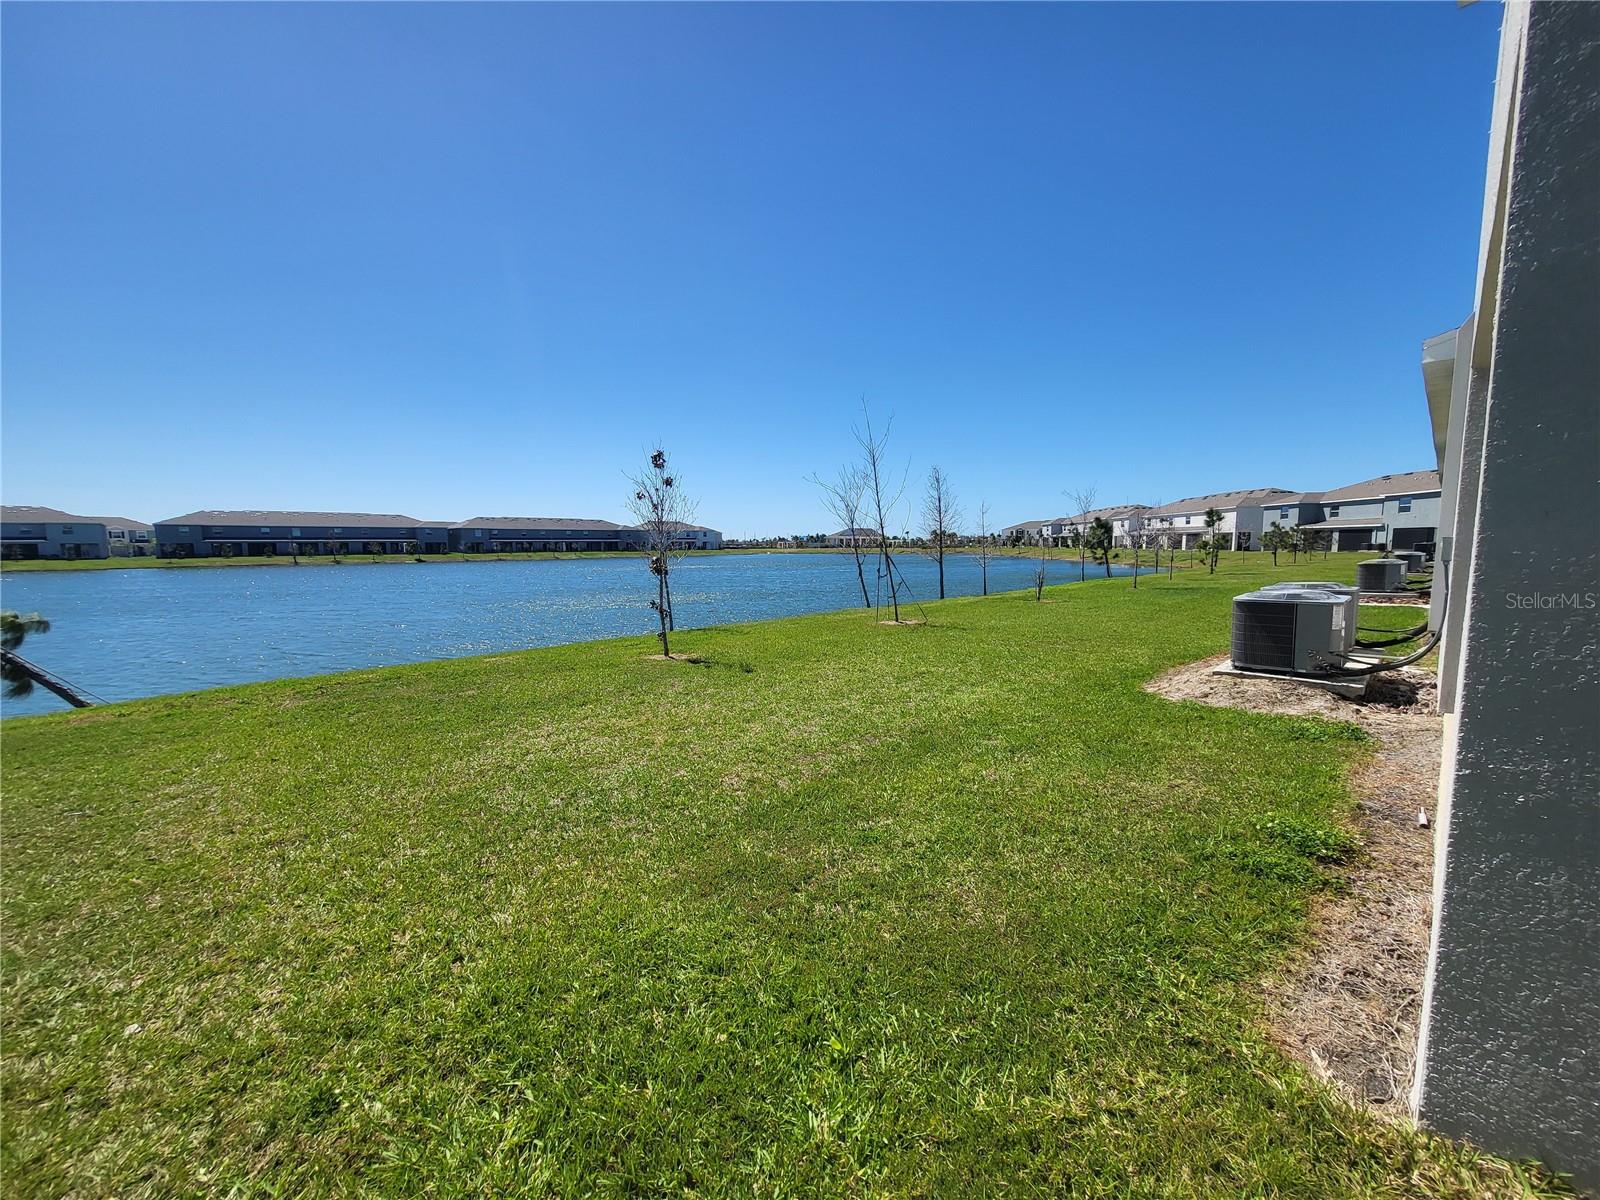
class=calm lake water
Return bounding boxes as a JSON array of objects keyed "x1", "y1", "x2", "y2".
[{"x1": 1, "y1": 552, "x2": 1138, "y2": 716}]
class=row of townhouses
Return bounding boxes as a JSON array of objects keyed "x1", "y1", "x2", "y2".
[
  {"x1": 0, "y1": 508, "x2": 724, "y2": 560},
  {"x1": 0, "y1": 506, "x2": 155, "y2": 560},
  {"x1": 1001, "y1": 470, "x2": 1443, "y2": 553}
]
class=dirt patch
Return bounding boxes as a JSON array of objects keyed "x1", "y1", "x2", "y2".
[
  {"x1": 876, "y1": 619, "x2": 926, "y2": 626},
  {"x1": 1361, "y1": 593, "x2": 1430, "y2": 607},
  {"x1": 1146, "y1": 654, "x2": 1439, "y2": 1114}
]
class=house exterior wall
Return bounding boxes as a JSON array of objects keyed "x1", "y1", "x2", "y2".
[
  {"x1": 1263, "y1": 500, "x2": 1324, "y2": 531},
  {"x1": 155, "y1": 521, "x2": 445, "y2": 557},
  {"x1": 448, "y1": 524, "x2": 638, "y2": 553},
  {"x1": 106, "y1": 526, "x2": 155, "y2": 556},
  {"x1": 1382, "y1": 491, "x2": 1442, "y2": 549},
  {"x1": 1412, "y1": 2, "x2": 1600, "y2": 1189},
  {"x1": 1152, "y1": 506, "x2": 1258, "y2": 550},
  {"x1": 0, "y1": 519, "x2": 111, "y2": 560}
]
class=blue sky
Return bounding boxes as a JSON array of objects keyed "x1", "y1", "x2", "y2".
[{"x1": 2, "y1": 2, "x2": 1500, "y2": 537}]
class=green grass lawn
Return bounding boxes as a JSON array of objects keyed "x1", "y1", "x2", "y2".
[{"x1": 0, "y1": 558, "x2": 1556, "y2": 1198}]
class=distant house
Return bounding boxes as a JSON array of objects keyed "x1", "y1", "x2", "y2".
[
  {"x1": 154, "y1": 511, "x2": 450, "y2": 557},
  {"x1": 1001, "y1": 519, "x2": 1050, "y2": 546},
  {"x1": 93, "y1": 515, "x2": 155, "y2": 556},
  {"x1": 1298, "y1": 470, "x2": 1442, "y2": 552},
  {"x1": 0, "y1": 506, "x2": 116, "y2": 560},
  {"x1": 650, "y1": 522, "x2": 723, "y2": 551},
  {"x1": 1049, "y1": 504, "x2": 1151, "y2": 548},
  {"x1": 1142, "y1": 488, "x2": 1296, "y2": 551},
  {"x1": 449, "y1": 517, "x2": 638, "y2": 553},
  {"x1": 1258, "y1": 492, "x2": 1325, "y2": 536},
  {"x1": 826, "y1": 527, "x2": 880, "y2": 548}
]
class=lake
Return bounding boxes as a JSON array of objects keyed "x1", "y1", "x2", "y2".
[{"x1": 0, "y1": 551, "x2": 1141, "y2": 716}]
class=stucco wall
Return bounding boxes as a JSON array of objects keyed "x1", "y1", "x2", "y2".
[{"x1": 1412, "y1": 2, "x2": 1600, "y2": 1187}]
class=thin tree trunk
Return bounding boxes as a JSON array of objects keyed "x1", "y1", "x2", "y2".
[
  {"x1": 937, "y1": 539, "x2": 945, "y2": 599},
  {"x1": 1, "y1": 650, "x2": 92, "y2": 708},
  {"x1": 851, "y1": 544, "x2": 870, "y2": 607},
  {"x1": 882, "y1": 540, "x2": 899, "y2": 622}
]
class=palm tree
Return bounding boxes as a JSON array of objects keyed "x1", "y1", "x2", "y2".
[{"x1": 2, "y1": 611, "x2": 52, "y2": 699}]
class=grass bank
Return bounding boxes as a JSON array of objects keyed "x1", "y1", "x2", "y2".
[{"x1": 0, "y1": 558, "x2": 1544, "y2": 1197}]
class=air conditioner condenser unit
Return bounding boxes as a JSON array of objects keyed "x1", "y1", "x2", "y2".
[
  {"x1": 1262, "y1": 581, "x2": 1359, "y2": 651},
  {"x1": 1230, "y1": 589, "x2": 1348, "y2": 675}
]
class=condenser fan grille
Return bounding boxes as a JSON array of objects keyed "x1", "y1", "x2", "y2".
[{"x1": 1231, "y1": 599, "x2": 1297, "y2": 670}]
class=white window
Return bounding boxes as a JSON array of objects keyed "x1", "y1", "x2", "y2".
[
  {"x1": 1279, "y1": 506, "x2": 1289, "y2": 519},
  {"x1": 61, "y1": 525, "x2": 75, "y2": 534},
  {"x1": 292, "y1": 528, "x2": 302, "y2": 536},
  {"x1": 1398, "y1": 496, "x2": 1412, "y2": 513},
  {"x1": 178, "y1": 526, "x2": 190, "y2": 533},
  {"x1": 1328, "y1": 505, "x2": 1340, "y2": 517},
  {"x1": 474, "y1": 529, "x2": 484, "y2": 538},
  {"x1": 1184, "y1": 515, "x2": 1192, "y2": 525},
  {"x1": 260, "y1": 526, "x2": 272, "y2": 533}
]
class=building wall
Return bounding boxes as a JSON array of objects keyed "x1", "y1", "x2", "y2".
[
  {"x1": 1412, "y1": 2, "x2": 1600, "y2": 1188},
  {"x1": 155, "y1": 522, "x2": 445, "y2": 556},
  {"x1": 0, "y1": 520, "x2": 111, "y2": 560},
  {"x1": 448, "y1": 525, "x2": 638, "y2": 553},
  {"x1": 1381, "y1": 491, "x2": 1442, "y2": 549},
  {"x1": 107, "y1": 527, "x2": 155, "y2": 556}
]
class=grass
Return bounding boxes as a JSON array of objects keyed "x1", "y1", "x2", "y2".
[{"x1": 0, "y1": 557, "x2": 1562, "y2": 1198}]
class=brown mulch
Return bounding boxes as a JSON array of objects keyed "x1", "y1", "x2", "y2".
[{"x1": 1145, "y1": 654, "x2": 1439, "y2": 1114}]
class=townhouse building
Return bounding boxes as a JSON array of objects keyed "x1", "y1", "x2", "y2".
[
  {"x1": 154, "y1": 511, "x2": 452, "y2": 557},
  {"x1": 1296, "y1": 471, "x2": 1442, "y2": 552},
  {"x1": 149, "y1": 511, "x2": 725, "y2": 557},
  {"x1": 449, "y1": 518, "x2": 638, "y2": 553},
  {"x1": 98, "y1": 516, "x2": 155, "y2": 556},
  {"x1": 1057, "y1": 504, "x2": 1150, "y2": 548},
  {"x1": 1141, "y1": 488, "x2": 1295, "y2": 551},
  {"x1": 1, "y1": 506, "x2": 131, "y2": 560}
]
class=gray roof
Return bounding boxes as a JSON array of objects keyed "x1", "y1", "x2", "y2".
[
  {"x1": 453, "y1": 516, "x2": 626, "y2": 531},
  {"x1": 1, "y1": 506, "x2": 79, "y2": 523},
  {"x1": 1146, "y1": 488, "x2": 1295, "y2": 517},
  {"x1": 1263, "y1": 492, "x2": 1323, "y2": 506},
  {"x1": 1002, "y1": 519, "x2": 1051, "y2": 533},
  {"x1": 158, "y1": 510, "x2": 428, "y2": 528},
  {"x1": 829, "y1": 527, "x2": 881, "y2": 538},
  {"x1": 1052, "y1": 504, "x2": 1150, "y2": 525},
  {"x1": 1319, "y1": 470, "x2": 1441, "y2": 503},
  {"x1": 1, "y1": 506, "x2": 150, "y2": 529}
]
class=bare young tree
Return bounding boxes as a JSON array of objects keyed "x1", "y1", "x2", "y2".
[
  {"x1": 809, "y1": 464, "x2": 872, "y2": 607},
  {"x1": 975, "y1": 501, "x2": 995, "y2": 596},
  {"x1": 627, "y1": 446, "x2": 697, "y2": 656},
  {"x1": 1126, "y1": 519, "x2": 1155, "y2": 588},
  {"x1": 1035, "y1": 517, "x2": 1050, "y2": 602},
  {"x1": 855, "y1": 403, "x2": 908, "y2": 622},
  {"x1": 921, "y1": 465, "x2": 963, "y2": 600},
  {"x1": 1067, "y1": 485, "x2": 1099, "y2": 581}
]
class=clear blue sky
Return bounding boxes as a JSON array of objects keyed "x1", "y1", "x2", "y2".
[{"x1": 2, "y1": 2, "x2": 1500, "y2": 536}]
